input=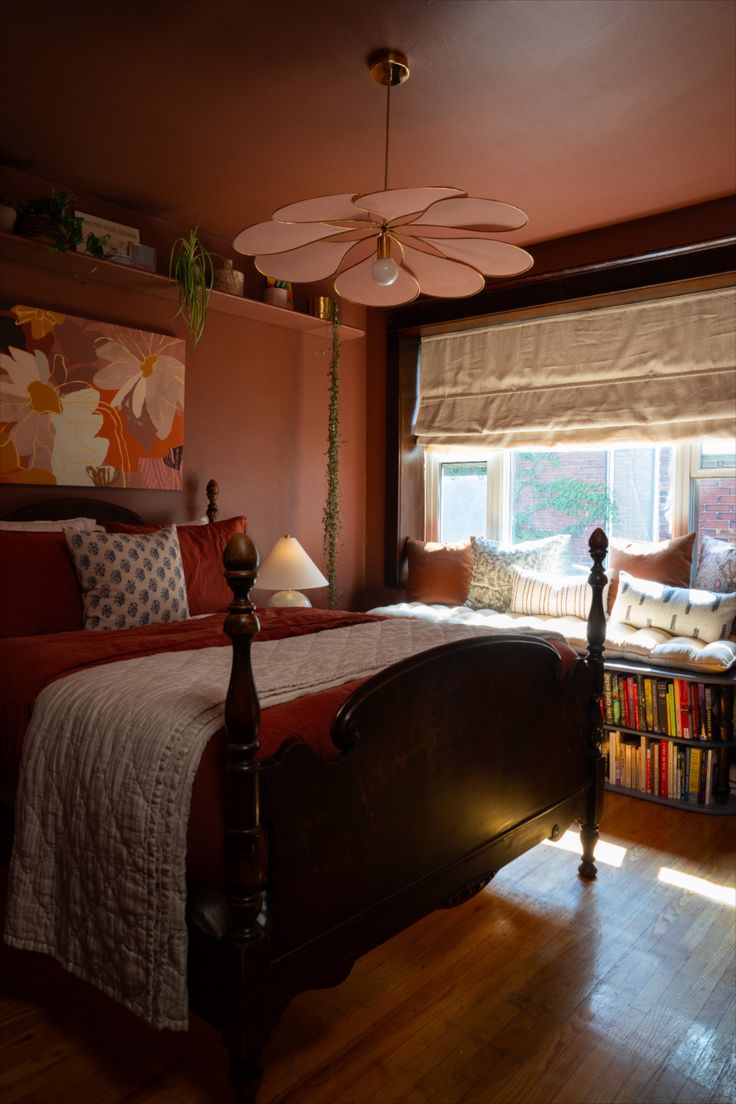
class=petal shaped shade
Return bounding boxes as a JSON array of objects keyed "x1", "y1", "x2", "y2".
[
  {"x1": 353, "y1": 187, "x2": 465, "y2": 222},
  {"x1": 335, "y1": 256, "x2": 420, "y2": 307},
  {"x1": 423, "y1": 237, "x2": 534, "y2": 277},
  {"x1": 234, "y1": 220, "x2": 339, "y2": 255},
  {"x1": 272, "y1": 194, "x2": 372, "y2": 224},
  {"x1": 406, "y1": 196, "x2": 528, "y2": 231},
  {"x1": 255, "y1": 240, "x2": 360, "y2": 282},
  {"x1": 401, "y1": 245, "x2": 485, "y2": 298}
]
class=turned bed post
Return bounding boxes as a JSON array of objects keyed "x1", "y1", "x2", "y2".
[
  {"x1": 221, "y1": 532, "x2": 268, "y2": 1104},
  {"x1": 206, "y1": 478, "x2": 220, "y2": 523},
  {"x1": 579, "y1": 527, "x2": 608, "y2": 879}
]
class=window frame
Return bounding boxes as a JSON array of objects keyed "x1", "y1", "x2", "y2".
[{"x1": 425, "y1": 441, "x2": 734, "y2": 545}]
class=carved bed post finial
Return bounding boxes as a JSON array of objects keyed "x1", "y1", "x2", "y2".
[
  {"x1": 222, "y1": 532, "x2": 268, "y2": 1101},
  {"x1": 206, "y1": 478, "x2": 219, "y2": 524},
  {"x1": 580, "y1": 527, "x2": 608, "y2": 879}
]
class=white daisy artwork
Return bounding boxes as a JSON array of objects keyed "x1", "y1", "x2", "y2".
[{"x1": 0, "y1": 305, "x2": 185, "y2": 489}]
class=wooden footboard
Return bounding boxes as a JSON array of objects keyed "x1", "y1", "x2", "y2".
[{"x1": 189, "y1": 528, "x2": 608, "y2": 1103}]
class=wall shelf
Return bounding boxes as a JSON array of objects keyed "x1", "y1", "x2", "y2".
[{"x1": 0, "y1": 232, "x2": 364, "y2": 341}]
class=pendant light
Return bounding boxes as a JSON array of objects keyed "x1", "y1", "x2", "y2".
[{"x1": 234, "y1": 50, "x2": 532, "y2": 308}]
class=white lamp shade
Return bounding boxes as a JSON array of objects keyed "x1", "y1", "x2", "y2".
[{"x1": 256, "y1": 535, "x2": 328, "y2": 592}]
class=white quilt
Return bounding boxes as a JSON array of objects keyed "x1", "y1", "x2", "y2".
[{"x1": 5, "y1": 617, "x2": 554, "y2": 1030}]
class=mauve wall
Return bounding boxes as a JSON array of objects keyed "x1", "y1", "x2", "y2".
[{"x1": 0, "y1": 171, "x2": 369, "y2": 610}]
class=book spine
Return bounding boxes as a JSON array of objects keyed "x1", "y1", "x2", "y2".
[
  {"x1": 612, "y1": 676, "x2": 622, "y2": 725},
  {"x1": 636, "y1": 675, "x2": 646, "y2": 730},
  {"x1": 690, "y1": 682, "x2": 700, "y2": 740},
  {"x1": 704, "y1": 687, "x2": 714, "y2": 740},
  {"x1": 683, "y1": 745, "x2": 691, "y2": 801},
  {"x1": 659, "y1": 739, "x2": 668, "y2": 799},
  {"x1": 603, "y1": 671, "x2": 614, "y2": 724},
  {"x1": 667, "y1": 683, "x2": 676, "y2": 738},
  {"x1": 677, "y1": 679, "x2": 690, "y2": 740},
  {"x1": 644, "y1": 678, "x2": 654, "y2": 732},
  {"x1": 704, "y1": 749, "x2": 714, "y2": 805},
  {"x1": 640, "y1": 735, "x2": 647, "y2": 793},
  {"x1": 688, "y1": 747, "x2": 702, "y2": 803},
  {"x1": 646, "y1": 744, "x2": 653, "y2": 794},
  {"x1": 657, "y1": 681, "x2": 668, "y2": 734}
]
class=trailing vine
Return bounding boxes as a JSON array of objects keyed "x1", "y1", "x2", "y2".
[{"x1": 322, "y1": 301, "x2": 341, "y2": 608}]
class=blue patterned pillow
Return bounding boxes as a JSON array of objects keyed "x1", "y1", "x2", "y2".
[{"x1": 65, "y1": 526, "x2": 189, "y2": 630}]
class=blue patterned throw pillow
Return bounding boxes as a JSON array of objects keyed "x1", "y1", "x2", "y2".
[{"x1": 65, "y1": 525, "x2": 189, "y2": 630}]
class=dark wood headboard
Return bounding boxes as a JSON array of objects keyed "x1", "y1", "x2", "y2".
[{"x1": 2, "y1": 498, "x2": 144, "y2": 525}]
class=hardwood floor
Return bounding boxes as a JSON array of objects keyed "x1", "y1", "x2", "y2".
[{"x1": 1, "y1": 792, "x2": 734, "y2": 1104}]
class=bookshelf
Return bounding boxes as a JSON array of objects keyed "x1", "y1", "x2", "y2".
[{"x1": 603, "y1": 659, "x2": 736, "y2": 815}]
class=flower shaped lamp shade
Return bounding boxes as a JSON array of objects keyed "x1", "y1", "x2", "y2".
[
  {"x1": 234, "y1": 51, "x2": 533, "y2": 308},
  {"x1": 256, "y1": 535, "x2": 328, "y2": 607}
]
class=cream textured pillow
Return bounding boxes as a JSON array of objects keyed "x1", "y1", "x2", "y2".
[
  {"x1": 510, "y1": 566, "x2": 603, "y2": 619},
  {"x1": 66, "y1": 525, "x2": 189, "y2": 630},
  {"x1": 465, "y1": 534, "x2": 570, "y2": 612},
  {"x1": 610, "y1": 571, "x2": 736, "y2": 644}
]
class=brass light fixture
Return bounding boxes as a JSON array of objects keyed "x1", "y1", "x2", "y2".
[{"x1": 234, "y1": 50, "x2": 532, "y2": 308}]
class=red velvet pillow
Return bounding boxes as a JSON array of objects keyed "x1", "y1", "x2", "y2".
[
  {"x1": 0, "y1": 530, "x2": 83, "y2": 637},
  {"x1": 106, "y1": 517, "x2": 247, "y2": 614},
  {"x1": 405, "y1": 538, "x2": 473, "y2": 605}
]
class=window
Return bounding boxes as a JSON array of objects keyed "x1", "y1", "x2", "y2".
[{"x1": 427, "y1": 440, "x2": 735, "y2": 567}]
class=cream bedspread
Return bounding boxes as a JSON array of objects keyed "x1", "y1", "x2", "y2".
[{"x1": 5, "y1": 617, "x2": 551, "y2": 1030}]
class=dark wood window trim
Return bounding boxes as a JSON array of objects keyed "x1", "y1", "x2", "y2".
[{"x1": 383, "y1": 237, "x2": 736, "y2": 588}]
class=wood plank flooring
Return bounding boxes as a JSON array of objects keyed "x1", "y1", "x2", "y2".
[{"x1": 1, "y1": 792, "x2": 734, "y2": 1104}]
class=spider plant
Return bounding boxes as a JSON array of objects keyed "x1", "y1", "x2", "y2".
[{"x1": 169, "y1": 227, "x2": 216, "y2": 344}]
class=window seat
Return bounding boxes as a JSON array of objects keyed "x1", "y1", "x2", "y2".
[{"x1": 366, "y1": 601, "x2": 736, "y2": 675}]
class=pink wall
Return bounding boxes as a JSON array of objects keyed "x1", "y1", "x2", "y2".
[{"x1": 0, "y1": 173, "x2": 369, "y2": 610}]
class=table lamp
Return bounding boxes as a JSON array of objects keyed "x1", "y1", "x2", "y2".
[{"x1": 257, "y1": 535, "x2": 328, "y2": 607}]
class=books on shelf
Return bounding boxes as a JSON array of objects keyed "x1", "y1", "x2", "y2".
[
  {"x1": 603, "y1": 673, "x2": 734, "y2": 743},
  {"x1": 604, "y1": 729, "x2": 719, "y2": 805}
]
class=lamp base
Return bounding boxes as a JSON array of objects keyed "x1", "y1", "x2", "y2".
[{"x1": 267, "y1": 590, "x2": 312, "y2": 608}]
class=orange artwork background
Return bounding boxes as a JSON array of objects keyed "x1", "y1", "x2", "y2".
[{"x1": 0, "y1": 304, "x2": 185, "y2": 490}]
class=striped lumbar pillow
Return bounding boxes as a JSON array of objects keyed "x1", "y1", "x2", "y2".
[
  {"x1": 510, "y1": 567, "x2": 595, "y2": 619},
  {"x1": 611, "y1": 571, "x2": 736, "y2": 643}
]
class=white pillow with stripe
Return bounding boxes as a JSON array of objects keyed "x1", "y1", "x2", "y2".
[
  {"x1": 611, "y1": 571, "x2": 736, "y2": 644},
  {"x1": 510, "y1": 567, "x2": 599, "y2": 619}
]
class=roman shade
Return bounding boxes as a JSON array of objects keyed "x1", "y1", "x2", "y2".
[{"x1": 416, "y1": 285, "x2": 736, "y2": 447}]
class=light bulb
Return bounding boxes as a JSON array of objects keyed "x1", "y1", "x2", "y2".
[{"x1": 371, "y1": 255, "x2": 400, "y2": 286}]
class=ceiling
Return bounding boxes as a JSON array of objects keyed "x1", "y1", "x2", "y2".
[{"x1": 1, "y1": 0, "x2": 734, "y2": 250}]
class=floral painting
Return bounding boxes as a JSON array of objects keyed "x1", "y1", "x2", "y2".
[{"x1": 0, "y1": 305, "x2": 185, "y2": 489}]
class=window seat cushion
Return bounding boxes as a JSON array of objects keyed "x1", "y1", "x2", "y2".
[{"x1": 366, "y1": 601, "x2": 736, "y2": 674}]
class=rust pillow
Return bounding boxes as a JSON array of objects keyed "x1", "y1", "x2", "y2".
[
  {"x1": 608, "y1": 532, "x2": 696, "y2": 610},
  {"x1": 106, "y1": 516, "x2": 247, "y2": 615},
  {"x1": 406, "y1": 538, "x2": 473, "y2": 606},
  {"x1": 0, "y1": 530, "x2": 83, "y2": 636}
]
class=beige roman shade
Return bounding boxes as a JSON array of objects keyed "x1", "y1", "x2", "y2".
[{"x1": 416, "y1": 285, "x2": 736, "y2": 447}]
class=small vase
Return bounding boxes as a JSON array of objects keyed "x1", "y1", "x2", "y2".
[{"x1": 213, "y1": 258, "x2": 244, "y2": 296}]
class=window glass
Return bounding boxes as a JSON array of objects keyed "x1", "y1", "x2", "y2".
[
  {"x1": 691, "y1": 476, "x2": 736, "y2": 541},
  {"x1": 439, "y1": 461, "x2": 486, "y2": 543},
  {"x1": 699, "y1": 441, "x2": 736, "y2": 470}
]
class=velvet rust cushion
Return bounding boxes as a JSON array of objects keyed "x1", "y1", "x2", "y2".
[
  {"x1": 106, "y1": 516, "x2": 247, "y2": 614},
  {"x1": 607, "y1": 532, "x2": 696, "y2": 609},
  {"x1": 0, "y1": 530, "x2": 84, "y2": 637},
  {"x1": 66, "y1": 526, "x2": 189, "y2": 630},
  {"x1": 405, "y1": 538, "x2": 473, "y2": 605},
  {"x1": 610, "y1": 571, "x2": 736, "y2": 644}
]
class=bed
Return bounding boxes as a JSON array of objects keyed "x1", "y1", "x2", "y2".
[{"x1": 0, "y1": 482, "x2": 609, "y2": 1104}]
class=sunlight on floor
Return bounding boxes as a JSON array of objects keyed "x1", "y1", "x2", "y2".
[
  {"x1": 658, "y1": 866, "x2": 736, "y2": 907},
  {"x1": 541, "y1": 828, "x2": 626, "y2": 868}
]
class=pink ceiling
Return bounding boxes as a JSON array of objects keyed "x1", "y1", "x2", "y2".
[{"x1": 1, "y1": 0, "x2": 734, "y2": 248}]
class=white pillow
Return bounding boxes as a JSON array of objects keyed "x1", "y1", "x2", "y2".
[
  {"x1": 0, "y1": 517, "x2": 99, "y2": 531},
  {"x1": 65, "y1": 525, "x2": 189, "y2": 630},
  {"x1": 510, "y1": 566, "x2": 606, "y2": 619},
  {"x1": 465, "y1": 534, "x2": 570, "y2": 612},
  {"x1": 610, "y1": 571, "x2": 736, "y2": 644}
]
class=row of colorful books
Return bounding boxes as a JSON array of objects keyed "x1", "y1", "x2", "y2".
[
  {"x1": 604, "y1": 730, "x2": 720, "y2": 804},
  {"x1": 603, "y1": 672, "x2": 734, "y2": 742}
]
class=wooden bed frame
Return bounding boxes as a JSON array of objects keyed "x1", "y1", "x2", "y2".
[{"x1": 2, "y1": 483, "x2": 608, "y2": 1104}]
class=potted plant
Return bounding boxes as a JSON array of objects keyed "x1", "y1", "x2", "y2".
[
  {"x1": 169, "y1": 227, "x2": 216, "y2": 344},
  {"x1": 15, "y1": 191, "x2": 108, "y2": 256}
]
